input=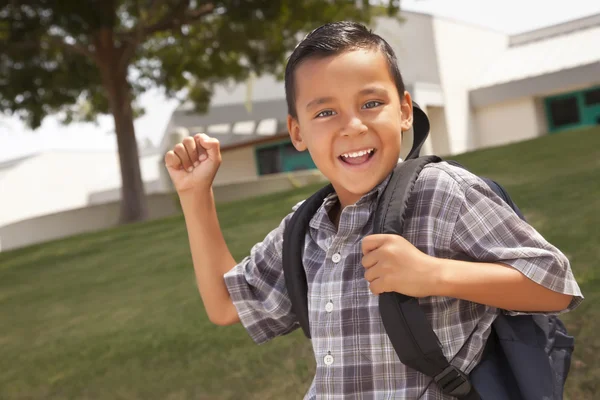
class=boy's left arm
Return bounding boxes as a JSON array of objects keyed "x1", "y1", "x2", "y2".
[{"x1": 362, "y1": 175, "x2": 583, "y2": 314}]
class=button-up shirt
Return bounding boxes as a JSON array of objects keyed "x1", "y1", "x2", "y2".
[{"x1": 224, "y1": 161, "x2": 583, "y2": 399}]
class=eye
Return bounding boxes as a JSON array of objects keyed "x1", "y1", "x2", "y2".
[
  {"x1": 362, "y1": 101, "x2": 383, "y2": 109},
  {"x1": 316, "y1": 110, "x2": 336, "y2": 118}
]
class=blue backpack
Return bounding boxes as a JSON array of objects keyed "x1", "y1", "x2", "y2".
[{"x1": 281, "y1": 103, "x2": 574, "y2": 400}]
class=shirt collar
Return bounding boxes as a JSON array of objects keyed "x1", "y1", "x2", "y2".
[{"x1": 308, "y1": 170, "x2": 393, "y2": 231}]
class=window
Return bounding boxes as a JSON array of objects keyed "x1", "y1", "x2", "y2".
[
  {"x1": 256, "y1": 146, "x2": 281, "y2": 175},
  {"x1": 547, "y1": 96, "x2": 580, "y2": 128},
  {"x1": 545, "y1": 85, "x2": 600, "y2": 133},
  {"x1": 584, "y1": 88, "x2": 600, "y2": 106},
  {"x1": 255, "y1": 141, "x2": 317, "y2": 176},
  {"x1": 282, "y1": 143, "x2": 314, "y2": 172}
]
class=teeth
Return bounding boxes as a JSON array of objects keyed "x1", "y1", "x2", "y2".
[{"x1": 341, "y1": 148, "x2": 374, "y2": 158}]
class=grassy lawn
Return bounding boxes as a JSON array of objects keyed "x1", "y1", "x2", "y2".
[{"x1": 1, "y1": 126, "x2": 598, "y2": 399}]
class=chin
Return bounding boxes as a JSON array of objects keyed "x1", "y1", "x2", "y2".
[{"x1": 334, "y1": 178, "x2": 383, "y2": 202}]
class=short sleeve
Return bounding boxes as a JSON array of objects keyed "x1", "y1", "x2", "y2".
[
  {"x1": 448, "y1": 177, "x2": 583, "y2": 315},
  {"x1": 223, "y1": 202, "x2": 303, "y2": 344}
]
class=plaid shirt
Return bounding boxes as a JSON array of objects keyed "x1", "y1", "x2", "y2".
[{"x1": 224, "y1": 162, "x2": 583, "y2": 399}]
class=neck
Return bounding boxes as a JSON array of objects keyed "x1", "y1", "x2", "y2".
[{"x1": 328, "y1": 199, "x2": 341, "y2": 229}]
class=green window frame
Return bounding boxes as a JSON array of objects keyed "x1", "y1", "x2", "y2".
[
  {"x1": 544, "y1": 85, "x2": 600, "y2": 133},
  {"x1": 254, "y1": 140, "x2": 317, "y2": 176}
]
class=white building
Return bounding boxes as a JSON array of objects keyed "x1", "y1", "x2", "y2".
[
  {"x1": 2, "y1": 11, "x2": 599, "y2": 251},
  {"x1": 159, "y1": 12, "x2": 600, "y2": 189}
]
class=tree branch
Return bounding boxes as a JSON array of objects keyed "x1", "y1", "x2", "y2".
[
  {"x1": 47, "y1": 35, "x2": 95, "y2": 60},
  {"x1": 2, "y1": 35, "x2": 95, "y2": 60},
  {"x1": 146, "y1": 0, "x2": 175, "y2": 22},
  {"x1": 122, "y1": 1, "x2": 214, "y2": 42}
]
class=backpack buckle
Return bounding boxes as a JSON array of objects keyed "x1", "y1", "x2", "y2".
[{"x1": 434, "y1": 365, "x2": 473, "y2": 397}]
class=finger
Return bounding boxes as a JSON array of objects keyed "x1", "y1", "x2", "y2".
[
  {"x1": 361, "y1": 250, "x2": 379, "y2": 269},
  {"x1": 174, "y1": 143, "x2": 193, "y2": 172},
  {"x1": 362, "y1": 234, "x2": 386, "y2": 255},
  {"x1": 194, "y1": 134, "x2": 208, "y2": 162},
  {"x1": 368, "y1": 278, "x2": 387, "y2": 295},
  {"x1": 164, "y1": 151, "x2": 182, "y2": 170},
  {"x1": 182, "y1": 136, "x2": 199, "y2": 167},
  {"x1": 363, "y1": 264, "x2": 382, "y2": 282},
  {"x1": 197, "y1": 134, "x2": 221, "y2": 162}
]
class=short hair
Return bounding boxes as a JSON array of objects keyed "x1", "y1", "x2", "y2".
[{"x1": 284, "y1": 21, "x2": 406, "y2": 119}]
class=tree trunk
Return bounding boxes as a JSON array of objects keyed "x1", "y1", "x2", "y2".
[{"x1": 100, "y1": 63, "x2": 149, "y2": 224}]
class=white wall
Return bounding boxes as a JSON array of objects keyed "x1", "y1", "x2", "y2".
[
  {"x1": 0, "y1": 169, "x2": 328, "y2": 252},
  {"x1": 373, "y1": 13, "x2": 442, "y2": 85},
  {"x1": 0, "y1": 192, "x2": 179, "y2": 252},
  {"x1": 0, "y1": 151, "x2": 161, "y2": 227},
  {"x1": 0, "y1": 151, "x2": 159, "y2": 226},
  {"x1": 474, "y1": 97, "x2": 544, "y2": 149},
  {"x1": 432, "y1": 18, "x2": 508, "y2": 154},
  {"x1": 427, "y1": 106, "x2": 451, "y2": 156},
  {"x1": 214, "y1": 146, "x2": 258, "y2": 185}
]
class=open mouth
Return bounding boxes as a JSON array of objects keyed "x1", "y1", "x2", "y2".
[{"x1": 339, "y1": 148, "x2": 376, "y2": 165}]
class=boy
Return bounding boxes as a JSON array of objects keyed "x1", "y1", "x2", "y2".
[{"x1": 164, "y1": 22, "x2": 583, "y2": 399}]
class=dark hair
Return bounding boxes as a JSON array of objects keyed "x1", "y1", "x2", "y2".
[{"x1": 284, "y1": 21, "x2": 406, "y2": 119}]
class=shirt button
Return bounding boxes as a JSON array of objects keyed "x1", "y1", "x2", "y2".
[
  {"x1": 324, "y1": 352, "x2": 334, "y2": 366},
  {"x1": 332, "y1": 253, "x2": 341, "y2": 263},
  {"x1": 325, "y1": 301, "x2": 334, "y2": 313}
]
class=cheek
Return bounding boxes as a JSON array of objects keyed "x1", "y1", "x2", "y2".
[
  {"x1": 301, "y1": 122, "x2": 336, "y2": 151},
  {"x1": 373, "y1": 107, "x2": 402, "y2": 127},
  {"x1": 306, "y1": 136, "x2": 332, "y2": 161}
]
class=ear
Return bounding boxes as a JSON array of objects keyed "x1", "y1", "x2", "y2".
[
  {"x1": 287, "y1": 114, "x2": 307, "y2": 151},
  {"x1": 400, "y1": 91, "x2": 414, "y2": 132}
]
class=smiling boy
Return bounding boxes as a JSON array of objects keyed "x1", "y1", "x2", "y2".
[{"x1": 164, "y1": 22, "x2": 582, "y2": 399}]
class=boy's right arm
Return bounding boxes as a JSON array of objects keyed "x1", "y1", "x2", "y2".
[
  {"x1": 164, "y1": 133, "x2": 240, "y2": 326},
  {"x1": 179, "y1": 190, "x2": 240, "y2": 326}
]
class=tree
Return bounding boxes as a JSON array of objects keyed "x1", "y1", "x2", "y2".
[{"x1": 0, "y1": 0, "x2": 399, "y2": 223}]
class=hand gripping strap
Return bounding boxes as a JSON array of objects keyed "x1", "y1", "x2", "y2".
[{"x1": 374, "y1": 156, "x2": 480, "y2": 400}]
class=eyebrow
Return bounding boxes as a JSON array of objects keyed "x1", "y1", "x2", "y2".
[
  {"x1": 358, "y1": 87, "x2": 388, "y2": 97},
  {"x1": 305, "y1": 96, "x2": 335, "y2": 111},
  {"x1": 305, "y1": 87, "x2": 389, "y2": 111}
]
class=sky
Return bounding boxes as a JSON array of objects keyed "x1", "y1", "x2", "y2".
[{"x1": 1, "y1": 0, "x2": 599, "y2": 162}]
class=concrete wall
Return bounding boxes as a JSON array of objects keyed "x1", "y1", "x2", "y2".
[
  {"x1": 427, "y1": 106, "x2": 451, "y2": 156},
  {"x1": 0, "y1": 169, "x2": 328, "y2": 253},
  {"x1": 0, "y1": 192, "x2": 179, "y2": 252},
  {"x1": 474, "y1": 97, "x2": 546, "y2": 149},
  {"x1": 432, "y1": 18, "x2": 508, "y2": 155},
  {"x1": 0, "y1": 151, "x2": 162, "y2": 227},
  {"x1": 373, "y1": 13, "x2": 441, "y2": 85}
]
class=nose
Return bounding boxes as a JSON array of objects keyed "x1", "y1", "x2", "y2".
[{"x1": 341, "y1": 115, "x2": 367, "y2": 137}]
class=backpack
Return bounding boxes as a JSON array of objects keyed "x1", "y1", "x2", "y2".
[{"x1": 281, "y1": 102, "x2": 574, "y2": 400}]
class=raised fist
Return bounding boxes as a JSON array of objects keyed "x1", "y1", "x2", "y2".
[{"x1": 164, "y1": 133, "x2": 222, "y2": 194}]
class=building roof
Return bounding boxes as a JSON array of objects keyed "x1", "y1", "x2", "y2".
[
  {"x1": 159, "y1": 73, "x2": 290, "y2": 152},
  {"x1": 471, "y1": 13, "x2": 600, "y2": 90},
  {"x1": 167, "y1": 97, "x2": 289, "y2": 150}
]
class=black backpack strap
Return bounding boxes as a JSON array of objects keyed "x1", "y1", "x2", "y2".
[
  {"x1": 374, "y1": 156, "x2": 480, "y2": 400},
  {"x1": 282, "y1": 183, "x2": 335, "y2": 339}
]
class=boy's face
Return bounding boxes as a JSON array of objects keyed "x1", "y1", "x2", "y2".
[{"x1": 287, "y1": 49, "x2": 413, "y2": 207}]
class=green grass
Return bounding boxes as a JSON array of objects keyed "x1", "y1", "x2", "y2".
[{"x1": 1, "y1": 126, "x2": 599, "y2": 399}]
